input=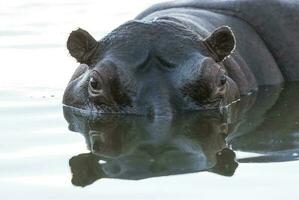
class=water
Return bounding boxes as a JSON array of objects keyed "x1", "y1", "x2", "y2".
[{"x1": 1, "y1": 0, "x2": 299, "y2": 199}]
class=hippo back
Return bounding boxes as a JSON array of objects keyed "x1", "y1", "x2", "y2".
[{"x1": 136, "y1": 0, "x2": 299, "y2": 81}]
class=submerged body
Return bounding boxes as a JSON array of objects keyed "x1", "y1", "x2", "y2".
[{"x1": 63, "y1": 0, "x2": 299, "y2": 117}]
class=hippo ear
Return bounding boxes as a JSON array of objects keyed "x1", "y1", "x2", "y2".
[
  {"x1": 67, "y1": 28, "x2": 100, "y2": 64},
  {"x1": 204, "y1": 26, "x2": 236, "y2": 62}
]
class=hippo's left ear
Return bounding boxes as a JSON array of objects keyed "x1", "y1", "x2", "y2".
[
  {"x1": 67, "y1": 28, "x2": 100, "y2": 65},
  {"x1": 204, "y1": 26, "x2": 236, "y2": 62}
]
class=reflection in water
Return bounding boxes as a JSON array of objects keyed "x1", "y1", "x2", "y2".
[
  {"x1": 63, "y1": 83, "x2": 299, "y2": 187},
  {"x1": 231, "y1": 83, "x2": 299, "y2": 163}
]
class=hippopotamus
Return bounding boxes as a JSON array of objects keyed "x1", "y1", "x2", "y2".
[{"x1": 63, "y1": 0, "x2": 299, "y2": 117}]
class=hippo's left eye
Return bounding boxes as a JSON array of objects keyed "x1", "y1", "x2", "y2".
[
  {"x1": 89, "y1": 76, "x2": 102, "y2": 91},
  {"x1": 219, "y1": 75, "x2": 227, "y2": 86},
  {"x1": 90, "y1": 77, "x2": 98, "y2": 89}
]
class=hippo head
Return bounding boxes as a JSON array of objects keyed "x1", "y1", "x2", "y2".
[{"x1": 63, "y1": 19, "x2": 239, "y2": 116}]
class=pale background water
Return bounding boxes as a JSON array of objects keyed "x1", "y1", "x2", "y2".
[{"x1": 1, "y1": 0, "x2": 299, "y2": 199}]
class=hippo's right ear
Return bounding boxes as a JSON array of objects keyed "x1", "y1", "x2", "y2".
[
  {"x1": 203, "y1": 26, "x2": 236, "y2": 62},
  {"x1": 67, "y1": 28, "x2": 100, "y2": 65}
]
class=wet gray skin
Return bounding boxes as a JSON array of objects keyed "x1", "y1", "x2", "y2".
[
  {"x1": 63, "y1": 0, "x2": 299, "y2": 117},
  {"x1": 63, "y1": 20, "x2": 240, "y2": 117},
  {"x1": 64, "y1": 83, "x2": 299, "y2": 186}
]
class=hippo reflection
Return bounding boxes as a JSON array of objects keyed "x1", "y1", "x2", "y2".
[
  {"x1": 64, "y1": 109, "x2": 238, "y2": 187},
  {"x1": 64, "y1": 83, "x2": 299, "y2": 186},
  {"x1": 64, "y1": 0, "x2": 299, "y2": 117}
]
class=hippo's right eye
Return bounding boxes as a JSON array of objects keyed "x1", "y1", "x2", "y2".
[
  {"x1": 90, "y1": 77, "x2": 98, "y2": 89},
  {"x1": 89, "y1": 76, "x2": 103, "y2": 91},
  {"x1": 219, "y1": 75, "x2": 227, "y2": 86}
]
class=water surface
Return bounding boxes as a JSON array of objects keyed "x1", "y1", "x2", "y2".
[
  {"x1": 1, "y1": 84, "x2": 299, "y2": 200},
  {"x1": 1, "y1": 0, "x2": 299, "y2": 199}
]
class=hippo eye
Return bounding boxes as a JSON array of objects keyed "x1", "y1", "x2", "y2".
[
  {"x1": 90, "y1": 77, "x2": 97, "y2": 88},
  {"x1": 90, "y1": 77, "x2": 100, "y2": 90},
  {"x1": 219, "y1": 75, "x2": 227, "y2": 86}
]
